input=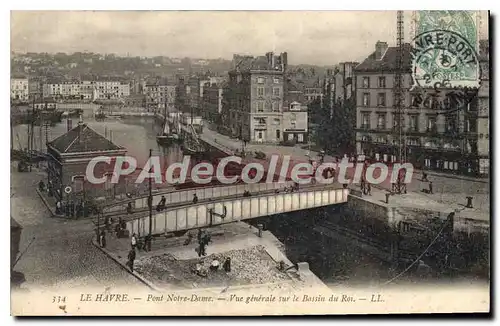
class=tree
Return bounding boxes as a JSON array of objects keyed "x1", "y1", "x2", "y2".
[
  {"x1": 308, "y1": 97, "x2": 356, "y2": 155},
  {"x1": 330, "y1": 97, "x2": 356, "y2": 154}
]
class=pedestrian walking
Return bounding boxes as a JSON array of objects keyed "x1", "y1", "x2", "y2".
[
  {"x1": 366, "y1": 182, "x2": 372, "y2": 196},
  {"x1": 193, "y1": 194, "x2": 198, "y2": 204},
  {"x1": 429, "y1": 181, "x2": 433, "y2": 194},
  {"x1": 100, "y1": 230, "x2": 106, "y2": 248},
  {"x1": 360, "y1": 177, "x2": 366, "y2": 194},
  {"x1": 197, "y1": 228, "x2": 203, "y2": 244},
  {"x1": 223, "y1": 257, "x2": 231, "y2": 273},
  {"x1": 38, "y1": 180, "x2": 45, "y2": 192},
  {"x1": 198, "y1": 240, "x2": 206, "y2": 257},
  {"x1": 127, "y1": 248, "x2": 136, "y2": 272},
  {"x1": 55, "y1": 201, "x2": 62, "y2": 215},
  {"x1": 131, "y1": 233, "x2": 137, "y2": 249}
]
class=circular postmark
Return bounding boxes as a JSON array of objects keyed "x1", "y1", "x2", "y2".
[{"x1": 411, "y1": 29, "x2": 481, "y2": 89}]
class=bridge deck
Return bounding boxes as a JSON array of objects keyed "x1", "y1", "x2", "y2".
[
  {"x1": 125, "y1": 186, "x2": 349, "y2": 235},
  {"x1": 103, "y1": 180, "x2": 296, "y2": 215}
]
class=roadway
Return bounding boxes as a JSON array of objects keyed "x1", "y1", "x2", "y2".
[{"x1": 10, "y1": 165, "x2": 144, "y2": 291}]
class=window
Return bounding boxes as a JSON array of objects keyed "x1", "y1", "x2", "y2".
[
  {"x1": 273, "y1": 88, "x2": 280, "y2": 96},
  {"x1": 445, "y1": 116, "x2": 457, "y2": 132},
  {"x1": 257, "y1": 102, "x2": 264, "y2": 112},
  {"x1": 257, "y1": 77, "x2": 264, "y2": 84},
  {"x1": 377, "y1": 93, "x2": 386, "y2": 107},
  {"x1": 362, "y1": 93, "x2": 370, "y2": 106},
  {"x1": 258, "y1": 132, "x2": 263, "y2": 139},
  {"x1": 466, "y1": 118, "x2": 477, "y2": 132},
  {"x1": 378, "y1": 77, "x2": 386, "y2": 88},
  {"x1": 407, "y1": 138, "x2": 419, "y2": 146},
  {"x1": 362, "y1": 77, "x2": 370, "y2": 88},
  {"x1": 361, "y1": 113, "x2": 370, "y2": 129},
  {"x1": 298, "y1": 134, "x2": 304, "y2": 142},
  {"x1": 393, "y1": 114, "x2": 403, "y2": 129},
  {"x1": 273, "y1": 78, "x2": 280, "y2": 84},
  {"x1": 377, "y1": 114, "x2": 386, "y2": 130},
  {"x1": 276, "y1": 130, "x2": 281, "y2": 139},
  {"x1": 272, "y1": 101, "x2": 279, "y2": 112},
  {"x1": 409, "y1": 115, "x2": 418, "y2": 131},
  {"x1": 427, "y1": 116, "x2": 437, "y2": 132},
  {"x1": 257, "y1": 87, "x2": 264, "y2": 96}
]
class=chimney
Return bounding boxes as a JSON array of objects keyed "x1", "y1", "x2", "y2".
[
  {"x1": 265, "y1": 52, "x2": 273, "y2": 68},
  {"x1": 281, "y1": 52, "x2": 288, "y2": 72},
  {"x1": 375, "y1": 41, "x2": 388, "y2": 60}
]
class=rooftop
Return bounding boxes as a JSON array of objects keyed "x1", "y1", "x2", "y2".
[
  {"x1": 354, "y1": 43, "x2": 412, "y2": 73},
  {"x1": 48, "y1": 123, "x2": 125, "y2": 154}
]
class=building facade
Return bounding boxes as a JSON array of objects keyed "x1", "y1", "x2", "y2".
[
  {"x1": 354, "y1": 41, "x2": 489, "y2": 177},
  {"x1": 11, "y1": 78, "x2": 29, "y2": 102},
  {"x1": 225, "y1": 51, "x2": 308, "y2": 144},
  {"x1": 42, "y1": 79, "x2": 130, "y2": 101},
  {"x1": 202, "y1": 80, "x2": 227, "y2": 123},
  {"x1": 144, "y1": 78, "x2": 176, "y2": 112},
  {"x1": 46, "y1": 122, "x2": 127, "y2": 202},
  {"x1": 476, "y1": 39, "x2": 490, "y2": 176},
  {"x1": 333, "y1": 61, "x2": 358, "y2": 105}
]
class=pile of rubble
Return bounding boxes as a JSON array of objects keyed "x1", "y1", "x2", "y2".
[{"x1": 135, "y1": 245, "x2": 291, "y2": 289}]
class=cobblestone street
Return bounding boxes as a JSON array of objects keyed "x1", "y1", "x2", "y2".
[{"x1": 11, "y1": 165, "x2": 145, "y2": 291}]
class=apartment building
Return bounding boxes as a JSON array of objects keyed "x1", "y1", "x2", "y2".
[
  {"x1": 175, "y1": 75, "x2": 202, "y2": 115},
  {"x1": 42, "y1": 78, "x2": 130, "y2": 101},
  {"x1": 354, "y1": 41, "x2": 489, "y2": 177},
  {"x1": 11, "y1": 77, "x2": 29, "y2": 102},
  {"x1": 476, "y1": 39, "x2": 490, "y2": 176},
  {"x1": 143, "y1": 77, "x2": 176, "y2": 111},
  {"x1": 333, "y1": 62, "x2": 358, "y2": 105},
  {"x1": 202, "y1": 79, "x2": 227, "y2": 123},
  {"x1": 225, "y1": 51, "x2": 308, "y2": 144}
]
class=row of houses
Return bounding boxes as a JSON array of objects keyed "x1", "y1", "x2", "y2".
[{"x1": 10, "y1": 77, "x2": 131, "y2": 102}]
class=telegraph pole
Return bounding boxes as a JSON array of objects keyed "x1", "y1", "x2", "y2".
[{"x1": 147, "y1": 148, "x2": 153, "y2": 251}]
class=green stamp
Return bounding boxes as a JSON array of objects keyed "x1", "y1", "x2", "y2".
[{"x1": 411, "y1": 10, "x2": 481, "y2": 89}]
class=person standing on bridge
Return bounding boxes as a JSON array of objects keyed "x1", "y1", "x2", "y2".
[
  {"x1": 193, "y1": 193, "x2": 198, "y2": 204},
  {"x1": 156, "y1": 195, "x2": 166, "y2": 211}
]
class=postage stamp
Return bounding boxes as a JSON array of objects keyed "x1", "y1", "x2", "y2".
[{"x1": 411, "y1": 11, "x2": 482, "y2": 89}]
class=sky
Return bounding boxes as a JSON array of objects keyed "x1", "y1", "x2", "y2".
[{"x1": 10, "y1": 11, "x2": 489, "y2": 66}]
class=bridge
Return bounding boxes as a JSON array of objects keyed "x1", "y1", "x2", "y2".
[{"x1": 100, "y1": 181, "x2": 349, "y2": 236}]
